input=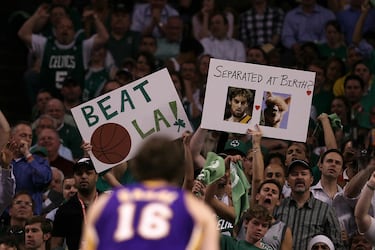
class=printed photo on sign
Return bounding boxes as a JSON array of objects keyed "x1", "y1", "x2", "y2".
[
  {"x1": 260, "y1": 91, "x2": 291, "y2": 129},
  {"x1": 71, "y1": 68, "x2": 192, "y2": 173},
  {"x1": 201, "y1": 58, "x2": 315, "y2": 142},
  {"x1": 224, "y1": 87, "x2": 256, "y2": 124}
]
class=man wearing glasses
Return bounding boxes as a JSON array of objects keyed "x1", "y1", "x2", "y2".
[{"x1": 0, "y1": 191, "x2": 34, "y2": 248}]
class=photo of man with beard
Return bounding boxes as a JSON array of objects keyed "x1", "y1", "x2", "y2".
[{"x1": 224, "y1": 87, "x2": 255, "y2": 124}]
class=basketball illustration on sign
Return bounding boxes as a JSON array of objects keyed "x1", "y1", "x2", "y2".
[{"x1": 91, "y1": 123, "x2": 131, "y2": 164}]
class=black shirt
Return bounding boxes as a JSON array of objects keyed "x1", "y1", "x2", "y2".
[{"x1": 52, "y1": 194, "x2": 84, "y2": 250}]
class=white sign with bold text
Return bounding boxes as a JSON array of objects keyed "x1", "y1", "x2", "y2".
[{"x1": 71, "y1": 68, "x2": 192, "y2": 173}]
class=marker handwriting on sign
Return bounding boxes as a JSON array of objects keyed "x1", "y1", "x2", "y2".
[
  {"x1": 279, "y1": 75, "x2": 314, "y2": 89},
  {"x1": 214, "y1": 65, "x2": 263, "y2": 83},
  {"x1": 213, "y1": 65, "x2": 314, "y2": 89},
  {"x1": 80, "y1": 80, "x2": 151, "y2": 127}
]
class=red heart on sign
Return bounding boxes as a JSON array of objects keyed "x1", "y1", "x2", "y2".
[
  {"x1": 255, "y1": 105, "x2": 260, "y2": 110},
  {"x1": 306, "y1": 90, "x2": 312, "y2": 96}
]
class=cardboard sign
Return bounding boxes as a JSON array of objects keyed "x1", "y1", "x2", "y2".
[
  {"x1": 201, "y1": 59, "x2": 316, "y2": 142},
  {"x1": 71, "y1": 68, "x2": 192, "y2": 173}
]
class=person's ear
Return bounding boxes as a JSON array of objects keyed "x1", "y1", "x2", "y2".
[
  {"x1": 318, "y1": 161, "x2": 323, "y2": 171},
  {"x1": 309, "y1": 174, "x2": 314, "y2": 186},
  {"x1": 43, "y1": 232, "x2": 51, "y2": 241},
  {"x1": 255, "y1": 193, "x2": 260, "y2": 201}
]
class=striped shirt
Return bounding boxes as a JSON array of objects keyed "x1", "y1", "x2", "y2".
[{"x1": 274, "y1": 193, "x2": 344, "y2": 250}]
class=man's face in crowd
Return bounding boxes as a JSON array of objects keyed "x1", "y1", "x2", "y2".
[
  {"x1": 63, "y1": 178, "x2": 78, "y2": 200},
  {"x1": 344, "y1": 79, "x2": 363, "y2": 104},
  {"x1": 319, "y1": 152, "x2": 343, "y2": 180},
  {"x1": 264, "y1": 164, "x2": 286, "y2": 186},
  {"x1": 11, "y1": 124, "x2": 33, "y2": 156},
  {"x1": 245, "y1": 217, "x2": 270, "y2": 244},
  {"x1": 285, "y1": 143, "x2": 307, "y2": 166},
  {"x1": 9, "y1": 194, "x2": 34, "y2": 221},
  {"x1": 45, "y1": 99, "x2": 65, "y2": 125},
  {"x1": 209, "y1": 14, "x2": 228, "y2": 39},
  {"x1": 111, "y1": 11, "x2": 131, "y2": 33},
  {"x1": 74, "y1": 168, "x2": 98, "y2": 195},
  {"x1": 256, "y1": 183, "x2": 281, "y2": 211},
  {"x1": 25, "y1": 222, "x2": 49, "y2": 249},
  {"x1": 55, "y1": 17, "x2": 75, "y2": 45},
  {"x1": 287, "y1": 165, "x2": 313, "y2": 194},
  {"x1": 139, "y1": 37, "x2": 157, "y2": 54},
  {"x1": 350, "y1": 233, "x2": 373, "y2": 250}
]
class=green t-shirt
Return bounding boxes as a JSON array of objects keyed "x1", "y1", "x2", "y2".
[
  {"x1": 220, "y1": 235, "x2": 262, "y2": 250},
  {"x1": 312, "y1": 90, "x2": 334, "y2": 117},
  {"x1": 317, "y1": 43, "x2": 347, "y2": 61},
  {"x1": 312, "y1": 164, "x2": 321, "y2": 186},
  {"x1": 96, "y1": 167, "x2": 137, "y2": 193}
]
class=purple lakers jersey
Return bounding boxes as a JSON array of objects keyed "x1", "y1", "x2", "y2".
[{"x1": 94, "y1": 184, "x2": 197, "y2": 250}]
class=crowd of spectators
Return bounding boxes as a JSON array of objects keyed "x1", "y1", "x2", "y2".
[{"x1": 1, "y1": 0, "x2": 375, "y2": 249}]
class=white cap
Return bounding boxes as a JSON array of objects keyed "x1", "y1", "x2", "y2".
[{"x1": 307, "y1": 235, "x2": 335, "y2": 250}]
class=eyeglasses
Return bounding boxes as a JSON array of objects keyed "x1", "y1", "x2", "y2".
[{"x1": 13, "y1": 200, "x2": 33, "y2": 207}]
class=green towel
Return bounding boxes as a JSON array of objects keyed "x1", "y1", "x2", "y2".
[
  {"x1": 196, "y1": 152, "x2": 225, "y2": 185},
  {"x1": 230, "y1": 161, "x2": 250, "y2": 224},
  {"x1": 328, "y1": 113, "x2": 342, "y2": 130},
  {"x1": 196, "y1": 153, "x2": 249, "y2": 223},
  {"x1": 312, "y1": 113, "x2": 343, "y2": 137}
]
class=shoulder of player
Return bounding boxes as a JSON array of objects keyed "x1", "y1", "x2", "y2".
[
  {"x1": 86, "y1": 193, "x2": 112, "y2": 223},
  {"x1": 184, "y1": 192, "x2": 216, "y2": 221},
  {"x1": 184, "y1": 192, "x2": 220, "y2": 250}
]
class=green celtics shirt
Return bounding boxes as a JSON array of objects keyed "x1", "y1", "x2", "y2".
[
  {"x1": 40, "y1": 38, "x2": 85, "y2": 97},
  {"x1": 220, "y1": 235, "x2": 262, "y2": 250}
]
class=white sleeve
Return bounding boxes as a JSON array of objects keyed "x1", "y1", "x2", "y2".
[
  {"x1": 105, "y1": 50, "x2": 116, "y2": 70},
  {"x1": 226, "y1": 12, "x2": 234, "y2": 38},
  {"x1": 235, "y1": 41, "x2": 246, "y2": 62},
  {"x1": 130, "y1": 4, "x2": 145, "y2": 32},
  {"x1": 82, "y1": 36, "x2": 95, "y2": 70},
  {"x1": 31, "y1": 34, "x2": 47, "y2": 60}
]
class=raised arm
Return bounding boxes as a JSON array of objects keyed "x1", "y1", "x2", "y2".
[
  {"x1": 182, "y1": 131, "x2": 195, "y2": 191},
  {"x1": 82, "y1": 9, "x2": 109, "y2": 49},
  {"x1": 0, "y1": 144, "x2": 15, "y2": 215},
  {"x1": 189, "y1": 126, "x2": 209, "y2": 169},
  {"x1": 0, "y1": 110, "x2": 10, "y2": 149},
  {"x1": 18, "y1": 4, "x2": 50, "y2": 48},
  {"x1": 355, "y1": 169, "x2": 375, "y2": 233},
  {"x1": 204, "y1": 181, "x2": 235, "y2": 223},
  {"x1": 248, "y1": 125, "x2": 264, "y2": 206},
  {"x1": 142, "y1": 7, "x2": 165, "y2": 37},
  {"x1": 352, "y1": 0, "x2": 370, "y2": 46},
  {"x1": 318, "y1": 113, "x2": 338, "y2": 150},
  {"x1": 204, "y1": 156, "x2": 236, "y2": 223},
  {"x1": 344, "y1": 158, "x2": 375, "y2": 198}
]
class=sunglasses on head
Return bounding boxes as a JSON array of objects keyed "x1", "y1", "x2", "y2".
[{"x1": 7, "y1": 227, "x2": 24, "y2": 235}]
